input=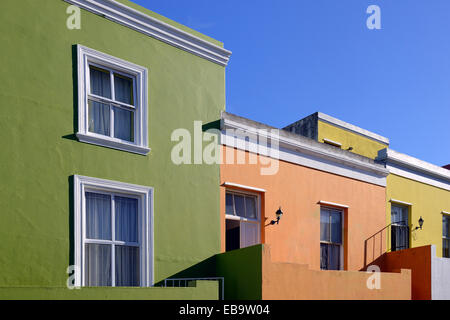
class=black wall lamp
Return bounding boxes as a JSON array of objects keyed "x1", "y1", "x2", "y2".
[
  {"x1": 414, "y1": 216, "x2": 424, "y2": 230},
  {"x1": 270, "y1": 207, "x2": 284, "y2": 225}
]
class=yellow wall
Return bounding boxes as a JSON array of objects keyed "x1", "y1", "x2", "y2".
[
  {"x1": 386, "y1": 174, "x2": 450, "y2": 257},
  {"x1": 317, "y1": 120, "x2": 388, "y2": 159}
]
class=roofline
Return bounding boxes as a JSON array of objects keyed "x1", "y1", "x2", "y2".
[
  {"x1": 316, "y1": 112, "x2": 390, "y2": 145},
  {"x1": 221, "y1": 112, "x2": 389, "y2": 182},
  {"x1": 377, "y1": 149, "x2": 450, "y2": 189},
  {"x1": 64, "y1": 0, "x2": 232, "y2": 66}
]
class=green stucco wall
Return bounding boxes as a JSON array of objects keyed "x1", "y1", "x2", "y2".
[{"x1": 0, "y1": 0, "x2": 225, "y2": 298}]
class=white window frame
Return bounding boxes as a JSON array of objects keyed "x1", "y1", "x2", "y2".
[
  {"x1": 73, "y1": 175, "x2": 154, "y2": 287},
  {"x1": 76, "y1": 45, "x2": 150, "y2": 155},
  {"x1": 320, "y1": 206, "x2": 344, "y2": 271},
  {"x1": 225, "y1": 190, "x2": 261, "y2": 249}
]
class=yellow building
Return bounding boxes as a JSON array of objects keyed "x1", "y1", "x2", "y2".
[
  {"x1": 283, "y1": 112, "x2": 389, "y2": 159},
  {"x1": 377, "y1": 149, "x2": 450, "y2": 256}
]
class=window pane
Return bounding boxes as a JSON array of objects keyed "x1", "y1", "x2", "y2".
[
  {"x1": 85, "y1": 243, "x2": 111, "y2": 286},
  {"x1": 320, "y1": 243, "x2": 328, "y2": 270},
  {"x1": 245, "y1": 196, "x2": 257, "y2": 219},
  {"x1": 113, "y1": 107, "x2": 134, "y2": 142},
  {"x1": 320, "y1": 211, "x2": 330, "y2": 242},
  {"x1": 90, "y1": 66, "x2": 111, "y2": 98},
  {"x1": 86, "y1": 192, "x2": 111, "y2": 240},
  {"x1": 234, "y1": 195, "x2": 245, "y2": 218},
  {"x1": 115, "y1": 246, "x2": 140, "y2": 286},
  {"x1": 391, "y1": 205, "x2": 408, "y2": 225},
  {"x1": 444, "y1": 239, "x2": 450, "y2": 258},
  {"x1": 225, "y1": 193, "x2": 234, "y2": 215},
  {"x1": 330, "y1": 211, "x2": 342, "y2": 244},
  {"x1": 443, "y1": 216, "x2": 449, "y2": 238},
  {"x1": 329, "y1": 244, "x2": 341, "y2": 270},
  {"x1": 115, "y1": 196, "x2": 138, "y2": 243},
  {"x1": 241, "y1": 222, "x2": 259, "y2": 248},
  {"x1": 88, "y1": 100, "x2": 110, "y2": 136},
  {"x1": 114, "y1": 73, "x2": 133, "y2": 105}
]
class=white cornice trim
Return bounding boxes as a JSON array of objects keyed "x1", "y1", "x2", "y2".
[
  {"x1": 64, "y1": 0, "x2": 232, "y2": 66},
  {"x1": 318, "y1": 201, "x2": 349, "y2": 209},
  {"x1": 221, "y1": 113, "x2": 389, "y2": 187},
  {"x1": 378, "y1": 149, "x2": 450, "y2": 191},
  {"x1": 390, "y1": 199, "x2": 413, "y2": 206},
  {"x1": 223, "y1": 182, "x2": 266, "y2": 193},
  {"x1": 317, "y1": 112, "x2": 390, "y2": 145},
  {"x1": 442, "y1": 211, "x2": 450, "y2": 215}
]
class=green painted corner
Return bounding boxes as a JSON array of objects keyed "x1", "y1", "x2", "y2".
[{"x1": 216, "y1": 245, "x2": 263, "y2": 300}]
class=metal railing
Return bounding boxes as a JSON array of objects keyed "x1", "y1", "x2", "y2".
[{"x1": 163, "y1": 277, "x2": 225, "y2": 300}]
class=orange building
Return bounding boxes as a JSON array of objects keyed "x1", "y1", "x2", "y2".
[{"x1": 218, "y1": 112, "x2": 411, "y2": 299}]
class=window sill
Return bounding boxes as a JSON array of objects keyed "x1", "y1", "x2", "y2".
[{"x1": 76, "y1": 132, "x2": 150, "y2": 155}]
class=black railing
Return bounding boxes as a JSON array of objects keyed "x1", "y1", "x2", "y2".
[{"x1": 391, "y1": 224, "x2": 409, "y2": 252}]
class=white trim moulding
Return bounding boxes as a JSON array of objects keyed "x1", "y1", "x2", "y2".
[
  {"x1": 318, "y1": 201, "x2": 349, "y2": 209},
  {"x1": 390, "y1": 199, "x2": 413, "y2": 206},
  {"x1": 223, "y1": 182, "x2": 266, "y2": 193},
  {"x1": 64, "y1": 0, "x2": 232, "y2": 66}
]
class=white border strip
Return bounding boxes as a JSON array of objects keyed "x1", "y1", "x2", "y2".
[
  {"x1": 223, "y1": 182, "x2": 266, "y2": 193},
  {"x1": 390, "y1": 199, "x2": 413, "y2": 206},
  {"x1": 318, "y1": 112, "x2": 390, "y2": 145},
  {"x1": 64, "y1": 0, "x2": 231, "y2": 66},
  {"x1": 318, "y1": 200, "x2": 349, "y2": 209}
]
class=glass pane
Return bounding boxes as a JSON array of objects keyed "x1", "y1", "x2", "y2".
[
  {"x1": 443, "y1": 216, "x2": 449, "y2": 238},
  {"x1": 88, "y1": 100, "x2": 110, "y2": 136},
  {"x1": 90, "y1": 66, "x2": 111, "y2": 98},
  {"x1": 443, "y1": 239, "x2": 450, "y2": 258},
  {"x1": 245, "y1": 196, "x2": 257, "y2": 219},
  {"x1": 241, "y1": 222, "x2": 259, "y2": 248},
  {"x1": 114, "y1": 73, "x2": 133, "y2": 105},
  {"x1": 391, "y1": 205, "x2": 408, "y2": 225},
  {"x1": 320, "y1": 211, "x2": 330, "y2": 242},
  {"x1": 85, "y1": 243, "x2": 111, "y2": 286},
  {"x1": 86, "y1": 192, "x2": 111, "y2": 240},
  {"x1": 225, "y1": 193, "x2": 234, "y2": 215},
  {"x1": 392, "y1": 225, "x2": 409, "y2": 251},
  {"x1": 115, "y1": 196, "x2": 138, "y2": 243},
  {"x1": 115, "y1": 246, "x2": 140, "y2": 286},
  {"x1": 113, "y1": 107, "x2": 134, "y2": 142},
  {"x1": 330, "y1": 211, "x2": 342, "y2": 244},
  {"x1": 329, "y1": 244, "x2": 341, "y2": 270},
  {"x1": 234, "y1": 195, "x2": 245, "y2": 218},
  {"x1": 320, "y1": 243, "x2": 328, "y2": 270}
]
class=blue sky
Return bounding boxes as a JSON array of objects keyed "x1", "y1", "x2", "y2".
[{"x1": 133, "y1": 0, "x2": 450, "y2": 166}]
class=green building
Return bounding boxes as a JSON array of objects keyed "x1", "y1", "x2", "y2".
[{"x1": 0, "y1": 0, "x2": 231, "y2": 299}]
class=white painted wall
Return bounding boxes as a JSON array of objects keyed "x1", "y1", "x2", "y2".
[{"x1": 431, "y1": 245, "x2": 450, "y2": 300}]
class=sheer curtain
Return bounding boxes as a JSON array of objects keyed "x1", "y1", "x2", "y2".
[
  {"x1": 113, "y1": 74, "x2": 134, "y2": 142},
  {"x1": 89, "y1": 67, "x2": 111, "y2": 135},
  {"x1": 115, "y1": 196, "x2": 139, "y2": 286}
]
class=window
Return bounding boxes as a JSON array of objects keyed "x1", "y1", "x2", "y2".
[
  {"x1": 225, "y1": 191, "x2": 260, "y2": 251},
  {"x1": 74, "y1": 175, "x2": 153, "y2": 287},
  {"x1": 443, "y1": 215, "x2": 450, "y2": 258},
  {"x1": 320, "y1": 207, "x2": 343, "y2": 270},
  {"x1": 76, "y1": 45, "x2": 149, "y2": 155},
  {"x1": 391, "y1": 204, "x2": 409, "y2": 251}
]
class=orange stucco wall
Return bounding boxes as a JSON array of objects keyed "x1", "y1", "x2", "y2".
[
  {"x1": 220, "y1": 146, "x2": 387, "y2": 271},
  {"x1": 262, "y1": 245, "x2": 411, "y2": 300},
  {"x1": 373, "y1": 245, "x2": 432, "y2": 300}
]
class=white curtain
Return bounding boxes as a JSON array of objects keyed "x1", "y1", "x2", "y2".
[
  {"x1": 114, "y1": 74, "x2": 133, "y2": 105},
  {"x1": 115, "y1": 246, "x2": 139, "y2": 286},
  {"x1": 115, "y1": 196, "x2": 138, "y2": 242},
  {"x1": 90, "y1": 67, "x2": 111, "y2": 98},
  {"x1": 113, "y1": 107, "x2": 133, "y2": 141},
  {"x1": 86, "y1": 192, "x2": 111, "y2": 240},
  {"x1": 88, "y1": 101, "x2": 110, "y2": 136},
  {"x1": 85, "y1": 243, "x2": 111, "y2": 286}
]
